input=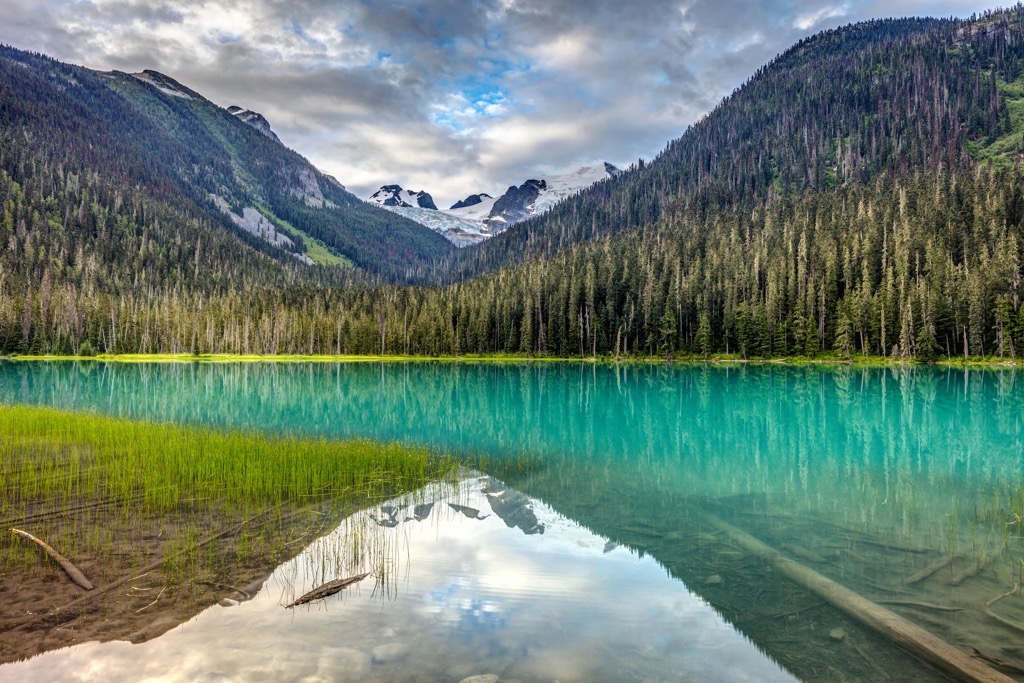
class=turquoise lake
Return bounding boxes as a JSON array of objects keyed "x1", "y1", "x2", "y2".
[{"x1": 2, "y1": 361, "x2": 1024, "y2": 682}]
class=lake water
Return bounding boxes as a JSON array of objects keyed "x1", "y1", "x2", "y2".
[{"x1": 2, "y1": 361, "x2": 1024, "y2": 682}]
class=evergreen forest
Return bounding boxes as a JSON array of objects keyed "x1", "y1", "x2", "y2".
[{"x1": 4, "y1": 8, "x2": 1024, "y2": 361}]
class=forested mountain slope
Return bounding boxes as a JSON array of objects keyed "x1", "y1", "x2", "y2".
[
  {"x1": 6, "y1": 9, "x2": 1024, "y2": 359},
  {"x1": 0, "y1": 45, "x2": 453, "y2": 294},
  {"x1": 436, "y1": 11, "x2": 1019, "y2": 283}
]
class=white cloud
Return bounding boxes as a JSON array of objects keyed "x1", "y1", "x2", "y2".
[{"x1": 0, "y1": 0, "x2": 997, "y2": 207}]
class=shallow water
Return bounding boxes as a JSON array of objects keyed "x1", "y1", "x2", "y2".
[
  {"x1": 1, "y1": 476, "x2": 796, "y2": 683},
  {"x1": 3, "y1": 361, "x2": 1024, "y2": 681}
]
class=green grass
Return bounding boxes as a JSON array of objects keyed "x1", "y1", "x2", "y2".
[
  {"x1": 255, "y1": 204, "x2": 354, "y2": 268},
  {"x1": 0, "y1": 403, "x2": 462, "y2": 606},
  {"x1": 0, "y1": 404, "x2": 456, "y2": 517}
]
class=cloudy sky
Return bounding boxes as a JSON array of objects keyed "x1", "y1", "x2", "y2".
[{"x1": 0, "y1": 0, "x2": 998, "y2": 206}]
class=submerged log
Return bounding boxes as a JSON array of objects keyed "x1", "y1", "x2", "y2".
[
  {"x1": 951, "y1": 549, "x2": 1000, "y2": 586},
  {"x1": 703, "y1": 514, "x2": 1014, "y2": 683},
  {"x1": 285, "y1": 572, "x2": 370, "y2": 608},
  {"x1": 10, "y1": 528, "x2": 93, "y2": 590},
  {"x1": 905, "y1": 554, "x2": 955, "y2": 584}
]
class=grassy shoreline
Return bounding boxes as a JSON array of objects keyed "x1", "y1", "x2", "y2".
[
  {"x1": 1, "y1": 351, "x2": 1020, "y2": 367},
  {"x1": 0, "y1": 404, "x2": 460, "y2": 661}
]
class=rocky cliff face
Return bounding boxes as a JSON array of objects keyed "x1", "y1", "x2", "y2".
[{"x1": 226, "y1": 105, "x2": 282, "y2": 144}]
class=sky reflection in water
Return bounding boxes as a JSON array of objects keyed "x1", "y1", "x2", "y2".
[{"x1": 1, "y1": 476, "x2": 796, "y2": 683}]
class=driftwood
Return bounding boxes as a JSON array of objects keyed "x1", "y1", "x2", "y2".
[
  {"x1": 10, "y1": 528, "x2": 93, "y2": 590},
  {"x1": 285, "y1": 572, "x2": 369, "y2": 608},
  {"x1": 983, "y1": 583, "x2": 1024, "y2": 635},
  {"x1": 704, "y1": 514, "x2": 1015, "y2": 683},
  {"x1": 10, "y1": 511, "x2": 271, "y2": 633},
  {"x1": 972, "y1": 648, "x2": 1024, "y2": 676},
  {"x1": 906, "y1": 554, "x2": 955, "y2": 584}
]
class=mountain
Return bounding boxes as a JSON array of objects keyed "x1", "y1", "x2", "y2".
[
  {"x1": 395, "y1": 9, "x2": 1024, "y2": 360},
  {"x1": 450, "y1": 193, "x2": 492, "y2": 210},
  {"x1": 368, "y1": 185, "x2": 438, "y2": 210},
  {"x1": 0, "y1": 47, "x2": 453, "y2": 291},
  {"x1": 367, "y1": 163, "x2": 621, "y2": 247},
  {"x1": 482, "y1": 163, "x2": 623, "y2": 232},
  {"x1": 436, "y1": 15, "x2": 1012, "y2": 282},
  {"x1": 7, "y1": 9, "x2": 1024, "y2": 360},
  {"x1": 225, "y1": 105, "x2": 281, "y2": 144}
]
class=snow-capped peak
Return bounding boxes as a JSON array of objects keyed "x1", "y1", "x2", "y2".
[
  {"x1": 484, "y1": 162, "x2": 622, "y2": 229},
  {"x1": 364, "y1": 162, "x2": 622, "y2": 248},
  {"x1": 450, "y1": 193, "x2": 493, "y2": 210},
  {"x1": 368, "y1": 185, "x2": 438, "y2": 210}
]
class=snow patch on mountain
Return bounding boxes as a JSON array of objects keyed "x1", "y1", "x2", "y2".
[
  {"x1": 450, "y1": 193, "x2": 492, "y2": 210},
  {"x1": 530, "y1": 163, "x2": 622, "y2": 215},
  {"x1": 445, "y1": 194, "x2": 499, "y2": 223},
  {"x1": 368, "y1": 185, "x2": 438, "y2": 210},
  {"x1": 456, "y1": 162, "x2": 622, "y2": 235},
  {"x1": 377, "y1": 205, "x2": 491, "y2": 247}
]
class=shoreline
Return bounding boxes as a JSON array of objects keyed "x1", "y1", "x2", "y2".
[{"x1": 1, "y1": 352, "x2": 1020, "y2": 368}]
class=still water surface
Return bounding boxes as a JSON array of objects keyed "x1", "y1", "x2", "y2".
[{"x1": 2, "y1": 361, "x2": 1024, "y2": 681}]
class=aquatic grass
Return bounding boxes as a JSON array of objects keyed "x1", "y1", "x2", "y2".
[
  {"x1": 0, "y1": 404, "x2": 457, "y2": 517},
  {"x1": 0, "y1": 404, "x2": 459, "y2": 581}
]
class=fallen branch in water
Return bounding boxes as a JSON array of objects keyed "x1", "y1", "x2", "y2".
[
  {"x1": 875, "y1": 599, "x2": 965, "y2": 613},
  {"x1": 951, "y1": 549, "x2": 1000, "y2": 586},
  {"x1": 10, "y1": 511, "x2": 271, "y2": 633},
  {"x1": 10, "y1": 528, "x2": 93, "y2": 590},
  {"x1": 983, "y1": 583, "x2": 1024, "y2": 635},
  {"x1": 853, "y1": 641, "x2": 892, "y2": 681},
  {"x1": 135, "y1": 586, "x2": 166, "y2": 613},
  {"x1": 704, "y1": 513, "x2": 1014, "y2": 683},
  {"x1": 285, "y1": 572, "x2": 370, "y2": 608},
  {"x1": 972, "y1": 648, "x2": 1024, "y2": 676},
  {"x1": 195, "y1": 580, "x2": 251, "y2": 600},
  {"x1": 841, "y1": 534, "x2": 931, "y2": 553}
]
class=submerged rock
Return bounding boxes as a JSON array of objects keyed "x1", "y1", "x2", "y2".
[
  {"x1": 829, "y1": 627, "x2": 847, "y2": 642},
  {"x1": 705, "y1": 574, "x2": 723, "y2": 586},
  {"x1": 459, "y1": 676, "x2": 499, "y2": 683}
]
